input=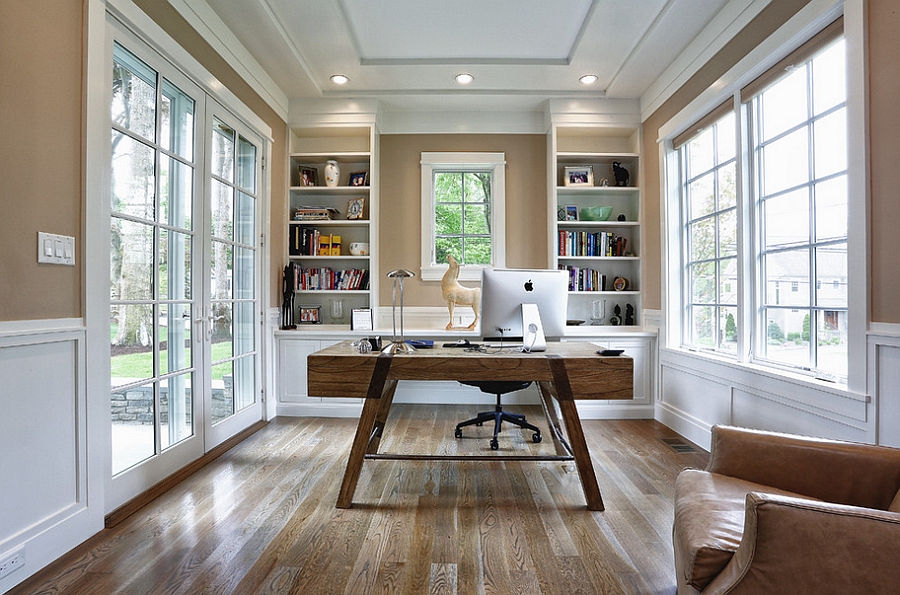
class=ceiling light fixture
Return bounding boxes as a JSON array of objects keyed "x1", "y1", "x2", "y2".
[
  {"x1": 330, "y1": 74, "x2": 349, "y2": 85},
  {"x1": 579, "y1": 74, "x2": 599, "y2": 85},
  {"x1": 455, "y1": 73, "x2": 474, "y2": 85}
]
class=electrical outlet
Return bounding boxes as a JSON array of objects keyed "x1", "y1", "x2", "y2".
[{"x1": 0, "y1": 548, "x2": 25, "y2": 580}]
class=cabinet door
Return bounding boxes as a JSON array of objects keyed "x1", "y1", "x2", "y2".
[{"x1": 277, "y1": 339, "x2": 324, "y2": 404}]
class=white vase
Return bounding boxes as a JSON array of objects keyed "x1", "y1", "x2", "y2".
[{"x1": 324, "y1": 160, "x2": 340, "y2": 187}]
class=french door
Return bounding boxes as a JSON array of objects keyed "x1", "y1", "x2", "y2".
[{"x1": 108, "y1": 36, "x2": 263, "y2": 506}]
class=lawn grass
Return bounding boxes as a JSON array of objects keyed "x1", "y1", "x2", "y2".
[{"x1": 110, "y1": 341, "x2": 236, "y2": 380}]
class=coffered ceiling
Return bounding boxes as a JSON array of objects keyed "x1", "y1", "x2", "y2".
[{"x1": 193, "y1": 0, "x2": 745, "y2": 113}]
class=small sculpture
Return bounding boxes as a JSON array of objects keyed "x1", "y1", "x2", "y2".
[
  {"x1": 612, "y1": 161, "x2": 630, "y2": 187},
  {"x1": 625, "y1": 303, "x2": 635, "y2": 326},
  {"x1": 441, "y1": 255, "x2": 481, "y2": 330}
]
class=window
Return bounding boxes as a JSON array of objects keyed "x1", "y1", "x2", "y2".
[
  {"x1": 669, "y1": 18, "x2": 848, "y2": 383},
  {"x1": 678, "y1": 106, "x2": 738, "y2": 354},
  {"x1": 420, "y1": 152, "x2": 506, "y2": 281},
  {"x1": 748, "y1": 29, "x2": 847, "y2": 380}
]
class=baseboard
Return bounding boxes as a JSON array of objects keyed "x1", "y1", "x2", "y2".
[{"x1": 104, "y1": 420, "x2": 268, "y2": 528}]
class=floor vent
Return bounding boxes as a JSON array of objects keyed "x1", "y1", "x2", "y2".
[{"x1": 660, "y1": 437, "x2": 698, "y2": 453}]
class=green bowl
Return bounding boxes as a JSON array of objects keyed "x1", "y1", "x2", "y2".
[{"x1": 580, "y1": 206, "x2": 613, "y2": 221}]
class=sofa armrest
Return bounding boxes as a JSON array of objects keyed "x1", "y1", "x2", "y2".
[
  {"x1": 702, "y1": 492, "x2": 900, "y2": 595},
  {"x1": 706, "y1": 425, "x2": 900, "y2": 508}
]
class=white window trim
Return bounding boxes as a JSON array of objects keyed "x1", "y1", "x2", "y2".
[
  {"x1": 659, "y1": 0, "x2": 867, "y2": 394},
  {"x1": 420, "y1": 152, "x2": 506, "y2": 282}
]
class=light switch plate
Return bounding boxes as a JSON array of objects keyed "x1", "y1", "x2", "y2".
[{"x1": 38, "y1": 232, "x2": 76, "y2": 266}]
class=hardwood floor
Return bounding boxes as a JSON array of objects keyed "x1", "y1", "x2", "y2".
[{"x1": 10, "y1": 406, "x2": 707, "y2": 595}]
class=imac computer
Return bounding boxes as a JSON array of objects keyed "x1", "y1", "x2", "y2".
[{"x1": 480, "y1": 268, "x2": 568, "y2": 351}]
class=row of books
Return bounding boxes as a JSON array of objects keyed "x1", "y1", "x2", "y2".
[
  {"x1": 289, "y1": 226, "x2": 343, "y2": 256},
  {"x1": 558, "y1": 230, "x2": 628, "y2": 257},
  {"x1": 292, "y1": 264, "x2": 370, "y2": 291},
  {"x1": 559, "y1": 265, "x2": 607, "y2": 292}
]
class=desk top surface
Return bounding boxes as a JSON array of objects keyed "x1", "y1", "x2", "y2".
[{"x1": 307, "y1": 340, "x2": 633, "y2": 400}]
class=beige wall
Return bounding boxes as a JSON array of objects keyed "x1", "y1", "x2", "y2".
[
  {"x1": 2, "y1": 1, "x2": 897, "y2": 324},
  {"x1": 379, "y1": 134, "x2": 547, "y2": 306},
  {"x1": 867, "y1": 0, "x2": 900, "y2": 323},
  {"x1": 0, "y1": 1, "x2": 84, "y2": 321},
  {"x1": 641, "y1": 0, "x2": 900, "y2": 324},
  {"x1": 0, "y1": 1, "x2": 287, "y2": 323}
]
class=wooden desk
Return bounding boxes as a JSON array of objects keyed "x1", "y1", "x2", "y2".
[{"x1": 307, "y1": 341, "x2": 633, "y2": 510}]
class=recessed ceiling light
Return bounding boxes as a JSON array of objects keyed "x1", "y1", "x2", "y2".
[
  {"x1": 579, "y1": 74, "x2": 599, "y2": 85},
  {"x1": 330, "y1": 74, "x2": 349, "y2": 85},
  {"x1": 455, "y1": 73, "x2": 474, "y2": 85}
]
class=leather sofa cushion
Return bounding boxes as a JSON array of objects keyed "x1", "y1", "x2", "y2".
[{"x1": 673, "y1": 469, "x2": 817, "y2": 591}]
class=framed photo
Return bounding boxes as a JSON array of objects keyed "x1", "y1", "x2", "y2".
[
  {"x1": 299, "y1": 305, "x2": 321, "y2": 324},
  {"x1": 351, "y1": 308, "x2": 373, "y2": 331},
  {"x1": 565, "y1": 205, "x2": 579, "y2": 221},
  {"x1": 299, "y1": 166, "x2": 318, "y2": 187},
  {"x1": 348, "y1": 171, "x2": 369, "y2": 187},
  {"x1": 563, "y1": 165, "x2": 594, "y2": 187},
  {"x1": 347, "y1": 197, "x2": 366, "y2": 220}
]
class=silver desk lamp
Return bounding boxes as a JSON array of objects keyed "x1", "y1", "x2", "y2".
[{"x1": 384, "y1": 268, "x2": 416, "y2": 354}]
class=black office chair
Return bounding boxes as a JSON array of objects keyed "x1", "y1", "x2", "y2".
[{"x1": 454, "y1": 381, "x2": 543, "y2": 450}]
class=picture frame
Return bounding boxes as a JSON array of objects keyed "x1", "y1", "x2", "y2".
[
  {"x1": 298, "y1": 305, "x2": 321, "y2": 324},
  {"x1": 299, "y1": 166, "x2": 318, "y2": 187},
  {"x1": 563, "y1": 165, "x2": 594, "y2": 187},
  {"x1": 348, "y1": 171, "x2": 369, "y2": 187},
  {"x1": 351, "y1": 308, "x2": 374, "y2": 331},
  {"x1": 347, "y1": 197, "x2": 366, "y2": 220},
  {"x1": 565, "y1": 205, "x2": 579, "y2": 221}
]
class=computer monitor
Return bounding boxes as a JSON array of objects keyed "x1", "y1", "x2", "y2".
[{"x1": 480, "y1": 268, "x2": 568, "y2": 350}]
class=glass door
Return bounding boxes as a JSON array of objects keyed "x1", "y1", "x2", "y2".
[
  {"x1": 203, "y1": 111, "x2": 263, "y2": 448},
  {"x1": 108, "y1": 40, "x2": 264, "y2": 505}
]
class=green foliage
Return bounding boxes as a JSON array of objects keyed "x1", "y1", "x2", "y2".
[
  {"x1": 725, "y1": 312, "x2": 737, "y2": 342},
  {"x1": 433, "y1": 171, "x2": 492, "y2": 265},
  {"x1": 767, "y1": 320, "x2": 785, "y2": 342},
  {"x1": 802, "y1": 313, "x2": 810, "y2": 341}
]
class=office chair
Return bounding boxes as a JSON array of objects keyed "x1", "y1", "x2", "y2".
[{"x1": 454, "y1": 381, "x2": 543, "y2": 450}]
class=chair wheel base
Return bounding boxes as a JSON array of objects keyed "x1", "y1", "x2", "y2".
[
  {"x1": 490, "y1": 438, "x2": 499, "y2": 450},
  {"x1": 533, "y1": 433, "x2": 542, "y2": 443}
]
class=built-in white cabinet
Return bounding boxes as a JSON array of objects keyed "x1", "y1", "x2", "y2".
[
  {"x1": 550, "y1": 123, "x2": 642, "y2": 328},
  {"x1": 286, "y1": 123, "x2": 377, "y2": 327}
]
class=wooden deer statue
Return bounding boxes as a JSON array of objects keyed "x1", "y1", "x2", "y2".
[{"x1": 441, "y1": 255, "x2": 481, "y2": 330}]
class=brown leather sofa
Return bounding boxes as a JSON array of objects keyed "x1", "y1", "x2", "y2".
[{"x1": 673, "y1": 425, "x2": 900, "y2": 594}]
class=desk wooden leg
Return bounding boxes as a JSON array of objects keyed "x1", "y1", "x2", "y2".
[
  {"x1": 336, "y1": 354, "x2": 393, "y2": 509},
  {"x1": 548, "y1": 356, "x2": 605, "y2": 511},
  {"x1": 367, "y1": 379, "x2": 398, "y2": 455}
]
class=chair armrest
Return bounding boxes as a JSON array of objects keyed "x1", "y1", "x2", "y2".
[
  {"x1": 706, "y1": 425, "x2": 900, "y2": 508},
  {"x1": 703, "y1": 492, "x2": 900, "y2": 595}
]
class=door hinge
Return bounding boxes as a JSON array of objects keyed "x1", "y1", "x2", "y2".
[
  {"x1": 261, "y1": 156, "x2": 267, "y2": 170},
  {"x1": 260, "y1": 232, "x2": 266, "y2": 247}
]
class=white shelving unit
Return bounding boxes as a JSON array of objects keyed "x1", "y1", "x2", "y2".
[
  {"x1": 550, "y1": 124, "x2": 642, "y2": 327},
  {"x1": 286, "y1": 124, "x2": 377, "y2": 326}
]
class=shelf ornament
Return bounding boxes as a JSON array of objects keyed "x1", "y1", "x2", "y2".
[{"x1": 441, "y1": 255, "x2": 481, "y2": 331}]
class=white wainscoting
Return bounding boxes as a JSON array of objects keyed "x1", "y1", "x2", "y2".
[
  {"x1": 0, "y1": 319, "x2": 101, "y2": 594},
  {"x1": 870, "y1": 325, "x2": 900, "y2": 448},
  {"x1": 656, "y1": 345, "x2": 875, "y2": 451}
]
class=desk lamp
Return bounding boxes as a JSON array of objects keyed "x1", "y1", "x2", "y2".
[{"x1": 384, "y1": 268, "x2": 416, "y2": 354}]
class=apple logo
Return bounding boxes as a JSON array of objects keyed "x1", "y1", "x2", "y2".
[{"x1": 524, "y1": 279, "x2": 534, "y2": 292}]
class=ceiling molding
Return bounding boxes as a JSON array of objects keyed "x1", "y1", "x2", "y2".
[
  {"x1": 166, "y1": 0, "x2": 290, "y2": 119},
  {"x1": 639, "y1": 0, "x2": 774, "y2": 120}
]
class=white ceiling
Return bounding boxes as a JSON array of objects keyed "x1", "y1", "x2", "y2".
[{"x1": 198, "y1": 0, "x2": 738, "y2": 114}]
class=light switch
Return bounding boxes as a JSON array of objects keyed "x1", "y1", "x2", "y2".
[{"x1": 38, "y1": 232, "x2": 76, "y2": 266}]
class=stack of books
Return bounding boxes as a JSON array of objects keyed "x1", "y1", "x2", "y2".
[
  {"x1": 559, "y1": 265, "x2": 606, "y2": 292},
  {"x1": 289, "y1": 227, "x2": 342, "y2": 256},
  {"x1": 292, "y1": 206, "x2": 339, "y2": 221}
]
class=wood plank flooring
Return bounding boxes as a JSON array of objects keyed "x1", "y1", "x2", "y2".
[{"x1": 9, "y1": 405, "x2": 707, "y2": 595}]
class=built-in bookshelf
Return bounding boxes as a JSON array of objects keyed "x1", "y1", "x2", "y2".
[
  {"x1": 550, "y1": 123, "x2": 642, "y2": 327},
  {"x1": 287, "y1": 124, "x2": 377, "y2": 326}
]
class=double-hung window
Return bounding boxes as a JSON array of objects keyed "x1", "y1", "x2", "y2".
[
  {"x1": 670, "y1": 18, "x2": 848, "y2": 383},
  {"x1": 420, "y1": 152, "x2": 506, "y2": 281}
]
